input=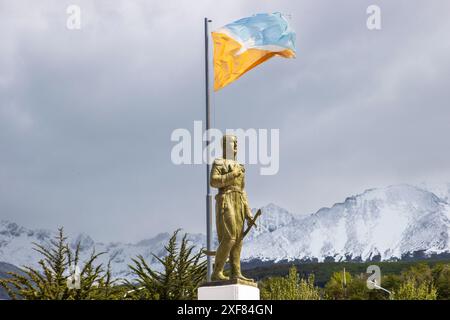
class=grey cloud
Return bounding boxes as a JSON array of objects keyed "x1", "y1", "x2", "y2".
[{"x1": 1, "y1": 0, "x2": 450, "y2": 241}]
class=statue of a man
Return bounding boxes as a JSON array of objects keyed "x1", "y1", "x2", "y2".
[{"x1": 210, "y1": 134, "x2": 253, "y2": 281}]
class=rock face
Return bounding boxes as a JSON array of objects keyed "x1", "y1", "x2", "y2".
[{"x1": 1, "y1": 184, "x2": 449, "y2": 281}]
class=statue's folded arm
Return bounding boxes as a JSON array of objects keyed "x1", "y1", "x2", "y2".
[{"x1": 210, "y1": 165, "x2": 235, "y2": 188}]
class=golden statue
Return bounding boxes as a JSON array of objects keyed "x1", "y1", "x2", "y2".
[{"x1": 210, "y1": 134, "x2": 256, "y2": 282}]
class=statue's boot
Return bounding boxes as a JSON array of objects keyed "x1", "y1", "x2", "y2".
[
  {"x1": 230, "y1": 240, "x2": 253, "y2": 282},
  {"x1": 211, "y1": 271, "x2": 229, "y2": 281},
  {"x1": 211, "y1": 240, "x2": 234, "y2": 281}
]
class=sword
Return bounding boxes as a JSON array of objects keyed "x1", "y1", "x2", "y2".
[
  {"x1": 243, "y1": 209, "x2": 262, "y2": 238},
  {"x1": 204, "y1": 209, "x2": 262, "y2": 256}
]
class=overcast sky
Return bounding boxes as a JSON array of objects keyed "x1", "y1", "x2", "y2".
[{"x1": 1, "y1": 0, "x2": 450, "y2": 242}]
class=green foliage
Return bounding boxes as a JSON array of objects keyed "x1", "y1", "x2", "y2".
[
  {"x1": 402, "y1": 263, "x2": 433, "y2": 283},
  {"x1": 1, "y1": 224, "x2": 449, "y2": 301},
  {"x1": 324, "y1": 271, "x2": 390, "y2": 300},
  {"x1": 432, "y1": 263, "x2": 450, "y2": 300},
  {"x1": 0, "y1": 228, "x2": 114, "y2": 300},
  {"x1": 245, "y1": 259, "x2": 450, "y2": 287},
  {"x1": 389, "y1": 263, "x2": 437, "y2": 300},
  {"x1": 324, "y1": 270, "x2": 351, "y2": 300},
  {"x1": 346, "y1": 275, "x2": 370, "y2": 300},
  {"x1": 260, "y1": 266, "x2": 321, "y2": 300},
  {"x1": 126, "y1": 229, "x2": 206, "y2": 300},
  {"x1": 394, "y1": 278, "x2": 437, "y2": 300}
]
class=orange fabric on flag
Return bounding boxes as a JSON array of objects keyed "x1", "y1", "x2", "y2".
[{"x1": 212, "y1": 32, "x2": 294, "y2": 91}]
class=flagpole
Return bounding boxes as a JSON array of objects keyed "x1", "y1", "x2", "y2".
[{"x1": 204, "y1": 17, "x2": 213, "y2": 282}]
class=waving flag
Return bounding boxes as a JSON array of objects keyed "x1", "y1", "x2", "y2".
[{"x1": 212, "y1": 12, "x2": 296, "y2": 91}]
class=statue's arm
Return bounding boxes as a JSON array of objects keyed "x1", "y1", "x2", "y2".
[
  {"x1": 210, "y1": 162, "x2": 235, "y2": 188},
  {"x1": 242, "y1": 192, "x2": 253, "y2": 220}
]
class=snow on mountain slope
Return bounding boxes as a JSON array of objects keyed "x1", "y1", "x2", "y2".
[
  {"x1": 418, "y1": 182, "x2": 450, "y2": 203},
  {"x1": 242, "y1": 184, "x2": 450, "y2": 262},
  {"x1": 1, "y1": 184, "x2": 449, "y2": 281},
  {"x1": 0, "y1": 221, "x2": 205, "y2": 281}
]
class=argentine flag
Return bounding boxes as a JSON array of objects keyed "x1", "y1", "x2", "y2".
[{"x1": 212, "y1": 13, "x2": 296, "y2": 91}]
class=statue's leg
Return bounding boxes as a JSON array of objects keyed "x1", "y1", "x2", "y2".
[
  {"x1": 229, "y1": 239, "x2": 242, "y2": 277},
  {"x1": 211, "y1": 239, "x2": 234, "y2": 281},
  {"x1": 213, "y1": 195, "x2": 237, "y2": 281},
  {"x1": 230, "y1": 239, "x2": 252, "y2": 281},
  {"x1": 230, "y1": 200, "x2": 252, "y2": 281}
]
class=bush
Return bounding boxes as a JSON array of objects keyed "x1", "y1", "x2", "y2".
[
  {"x1": 432, "y1": 263, "x2": 450, "y2": 300},
  {"x1": 394, "y1": 278, "x2": 437, "y2": 300},
  {"x1": 324, "y1": 270, "x2": 352, "y2": 300},
  {"x1": 260, "y1": 266, "x2": 321, "y2": 300}
]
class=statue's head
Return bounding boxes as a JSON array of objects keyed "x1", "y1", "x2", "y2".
[{"x1": 222, "y1": 134, "x2": 237, "y2": 160}]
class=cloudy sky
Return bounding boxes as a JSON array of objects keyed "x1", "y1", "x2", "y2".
[{"x1": 1, "y1": 0, "x2": 450, "y2": 242}]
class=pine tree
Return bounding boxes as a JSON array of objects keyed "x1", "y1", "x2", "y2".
[
  {"x1": 126, "y1": 229, "x2": 206, "y2": 300},
  {"x1": 0, "y1": 228, "x2": 114, "y2": 300}
]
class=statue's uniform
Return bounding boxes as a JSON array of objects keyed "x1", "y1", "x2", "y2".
[{"x1": 210, "y1": 158, "x2": 251, "y2": 279}]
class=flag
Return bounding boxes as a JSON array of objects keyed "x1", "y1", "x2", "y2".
[{"x1": 212, "y1": 12, "x2": 296, "y2": 91}]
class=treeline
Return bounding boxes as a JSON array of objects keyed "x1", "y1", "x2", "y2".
[
  {"x1": 244, "y1": 258, "x2": 450, "y2": 286},
  {"x1": 260, "y1": 263, "x2": 450, "y2": 300},
  {"x1": 0, "y1": 229, "x2": 205, "y2": 300},
  {"x1": 1, "y1": 229, "x2": 449, "y2": 300}
]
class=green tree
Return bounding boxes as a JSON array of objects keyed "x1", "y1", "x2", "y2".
[
  {"x1": 346, "y1": 274, "x2": 370, "y2": 300},
  {"x1": 402, "y1": 263, "x2": 433, "y2": 283},
  {"x1": 324, "y1": 270, "x2": 352, "y2": 300},
  {"x1": 388, "y1": 263, "x2": 438, "y2": 300},
  {"x1": 0, "y1": 228, "x2": 114, "y2": 300},
  {"x1": 394, "y1": 278, "x2": 437, "y2": 300},
  {"x1": 431, "y1": 263, "x2": 450, "y2": 300},
  {"x1": 126, "y1": 230, "x2": 206, "y2": 300},
  {"x1": 260, "y1": 266, "x2": 321, "y2": 300}
]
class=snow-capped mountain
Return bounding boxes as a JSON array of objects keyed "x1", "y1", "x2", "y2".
[
  {"x1": 1, "y1": 184, "x2": 449, "y2": 281},
  {"x1": 0, "y1": 221, "x2": 205, "y2": 281},
  {"x1": 417, "y1": 182, "x2": 450, "y2": 203},
  {"x1": 244, "y1": 184, "x2": 450, "y2": 262}
]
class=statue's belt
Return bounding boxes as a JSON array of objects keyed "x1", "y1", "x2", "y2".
[{"x1": 216, "y1": 186, "x2": 245, "y2": 197}]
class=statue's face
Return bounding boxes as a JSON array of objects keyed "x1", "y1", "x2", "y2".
[{"x1": 223, "y1": 135, "x2": 237, "y2": 160}]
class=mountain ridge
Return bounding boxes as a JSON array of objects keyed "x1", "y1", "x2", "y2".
[{"x1": 1, "y1": 183, "x2": 449, "y2": 281}]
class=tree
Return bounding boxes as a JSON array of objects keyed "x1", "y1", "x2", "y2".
[
  {"x1": 126, "y1": 229, "x2": 206, "y2": 300},
  {"x1": 260, "y1": 266, "x2": 321, "y2": 300},
  {"x1": 0, "y1": 228, "x2": 114, "y2": 300},
  {"x1": 432, "y1": 263, "x2": 450, "y2": 300},
  {"x1": 324, "y1": 270, "x2": 352, "y2": 300},
  {"x1": 402, "y1": 263, "x2": 433, "y2": 284},
  {"x1": 346, "y1": 274, "x2": 370, "y2": 300},
  {"x1": 394, "y1": 278, "x2": 437, "y2": 300}
]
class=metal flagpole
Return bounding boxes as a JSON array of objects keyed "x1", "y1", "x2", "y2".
[{"x1": 204, "y1": 17, "x2": 213, "y2": 282}]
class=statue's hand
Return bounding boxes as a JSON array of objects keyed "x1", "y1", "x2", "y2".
[
  {"x1": 231, "y1": 166, "x2": 243, "y2": 178},
  {"x1": 245, "y1": 210, "x2": 254, "y2": 222}
]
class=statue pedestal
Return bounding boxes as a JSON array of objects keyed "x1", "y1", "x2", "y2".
[{"x1": 198, "y1": 279, "x2": 260, "y2": 300}]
